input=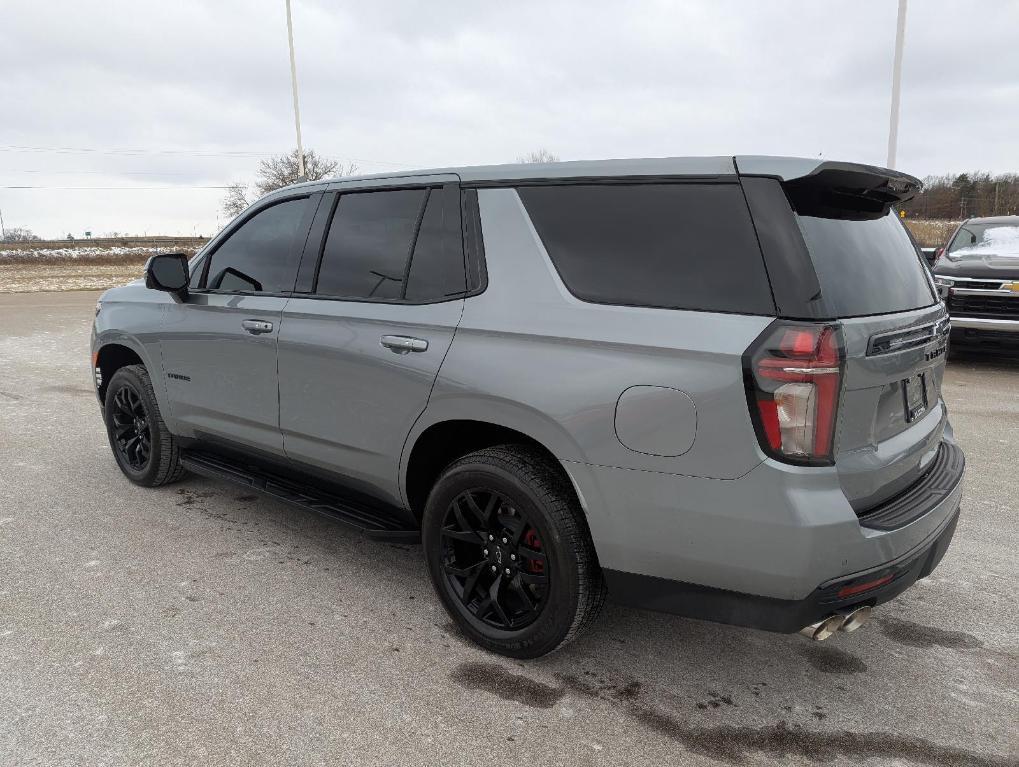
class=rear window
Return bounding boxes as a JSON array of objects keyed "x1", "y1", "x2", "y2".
[
  {"x1": 794, "y1": 211, "x2": 936, "y2": 317},
  {"x1": 517, "y1": 183, "x2": 775, "y2": 315}
]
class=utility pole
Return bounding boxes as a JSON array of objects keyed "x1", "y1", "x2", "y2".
[
  {"x1": 886, "y1": 0, "x2": 908, "y2": 169},
  {"x1": 285, "y1": 0, "x2": 306, "y2": 179},
  {"x1": 0, "y1": 206, "x2": 5, "y2": 241}
]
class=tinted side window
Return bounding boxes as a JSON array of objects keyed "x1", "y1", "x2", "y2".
[
  {"x1": 405, "y1": 189, "x2": 466, "y2": 302},
  {"x1": 518, "y1": 184, "x2": 774, "y2": 314},
  {"x1": 205, "y1": 198, "x2": 309, "y2": 293},
  {"x1": 316, "y1": 189, "x2": 426, "y2": 300}
]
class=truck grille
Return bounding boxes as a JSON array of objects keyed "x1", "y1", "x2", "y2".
[{"x1": 947, "y1": 293, "x2": 1019, "y2": 321}]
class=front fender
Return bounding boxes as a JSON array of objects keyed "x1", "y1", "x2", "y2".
[{"x1": 92, "y1": 289, "x2": 170, "y2": 421}]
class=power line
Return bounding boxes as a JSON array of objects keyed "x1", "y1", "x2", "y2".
[
  {"x1": 0, "y1": 144, "x2": 414, "y2": 167},
  {"x1": 0, "y1": 144, "x2": 274, "y2": 158},
  {"x1": 2, "y1": 185, "x2": 234, "y2": 190},
  {"x1": 3, "y1": 169, "x2": 197, "y2": 176}
]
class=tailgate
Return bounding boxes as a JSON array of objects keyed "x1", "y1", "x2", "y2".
[{"x1": 836, "y1": 305, "x2": 950, "y2": 510}]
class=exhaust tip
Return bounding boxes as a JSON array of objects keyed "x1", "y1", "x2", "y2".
[
  {"x1": 799, "y1": 614, "x2": 846, "y2": 641},
  {"x1": 838, "y1": 605, "x2": 873, "y2": 633}
]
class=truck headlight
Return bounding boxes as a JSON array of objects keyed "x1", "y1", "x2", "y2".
[{"x1": 933, "y1": 277, "x2": 954, "y2": 299}]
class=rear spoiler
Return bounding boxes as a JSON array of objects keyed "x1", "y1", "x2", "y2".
[
  {"x1": 782, "y1": 164, "x2": 921, "y2": 220},
  {"x1": 735, "y1": 158, "x2": 922, "y2": 221}
]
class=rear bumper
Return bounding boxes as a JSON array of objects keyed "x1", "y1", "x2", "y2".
[
  {"x1": 563, "y1": 436, "x2": 965, "y2": 610},
  {"x1": 603, "y1": 506, "x2": 959, "y2": 633}
]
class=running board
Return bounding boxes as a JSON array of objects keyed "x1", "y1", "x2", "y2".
[{"x1": 179, "y1": 450, "x2": 420, "y2": 543}]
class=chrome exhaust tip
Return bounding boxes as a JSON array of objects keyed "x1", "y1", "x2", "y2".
[
  {"x1": 799, "y1": 614, "x2": 846, "y2": 641},
  {"x1": 837, "y1": 605, "x2": 873, "y2": 633}
]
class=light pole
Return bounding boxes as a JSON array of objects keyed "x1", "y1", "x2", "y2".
[
  {"x1": 886, "y1": 0, "x2": 908, "y2": 169},
  {"x1": 285, "y1": 0, "x2": 306, "y2": 179}
]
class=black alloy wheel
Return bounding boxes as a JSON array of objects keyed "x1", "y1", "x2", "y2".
[
  {"x1": 422, "y1": 445, "x2": 606, "y2": 658},
  {"x1": 103, "y1": 364, "x2": 186, "y2": 487},
  {"x1": 109, "y1": 383, "x2": 152, "y2": 471},
  {"x1": 439, "y1": 488, "x2": 548, "y2": 630}
]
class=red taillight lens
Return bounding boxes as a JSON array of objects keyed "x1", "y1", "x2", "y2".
[{"x1": 744, "y1": 323, "x2": 844, "y2": 464}]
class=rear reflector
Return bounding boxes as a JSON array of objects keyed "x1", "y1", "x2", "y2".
[
  {"x1": 837, "y1": 574, "x2": 894, "y2": 599},
  {"x1": 744, "y1": 323, "x2": 844, "y2": 465}
]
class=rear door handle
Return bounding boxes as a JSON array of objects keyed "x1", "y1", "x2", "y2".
[
  {"x1": 380, "y1": 335, "x2": 429, "y2": 354},
  {"x1": 242, "y1": 319, "x2": 274, "y2": 335}
]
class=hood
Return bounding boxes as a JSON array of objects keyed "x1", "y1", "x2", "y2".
[{"x1": 935, "y1": 253, "x2": 1019, "y2": 279}]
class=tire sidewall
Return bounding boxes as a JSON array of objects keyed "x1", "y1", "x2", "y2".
[
  {"x1": 423, "y1": 457, "x2": 581, "y2": 657},
  {"x1": 104, "y1": 367, "x2": 163, "y2": 486}
]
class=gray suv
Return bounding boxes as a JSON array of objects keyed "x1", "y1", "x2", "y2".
[{"x1": 92, "y1": 156, "x2": 965, "y2": 658}]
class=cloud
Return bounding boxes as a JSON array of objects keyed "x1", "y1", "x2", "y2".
[{"x1": 2, "y1": 0, "x2": 1016, "y2": 236}]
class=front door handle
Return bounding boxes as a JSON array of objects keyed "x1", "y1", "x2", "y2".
[
  {"x1": 380, "y1": 335, "x2": 429, "y2": 354},
  {"x1": 242, "y1": 319, "x2": 274, "y2": 335}
]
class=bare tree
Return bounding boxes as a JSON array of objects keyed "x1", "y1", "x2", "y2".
[
  {"x1": 222, "y1": 149, "x2": 357, "y2": 218},
  {"x1": 254, "y1": 148, "x2": 354, "y2": 196},
  {"x1": 221, "y1": 182, "x2": 251, "y2": 219},
  {"x1": 516, "y1": 148, "x2": 560, "y2": 164},
  {"x1": 1, "y1": 227, "x2": 41, "y2": 243}
]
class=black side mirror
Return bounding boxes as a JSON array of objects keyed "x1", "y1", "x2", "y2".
[{"x1": 145, "y1": 253, "x2": 189, "y2": 298}]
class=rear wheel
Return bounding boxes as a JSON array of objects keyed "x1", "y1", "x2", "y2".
[
  {"x1": 103, "y1": 364, "x2": 185, "y2": 487},
  {"x1": 422, "y1": 445, "x2": 605, "y2": 658}
]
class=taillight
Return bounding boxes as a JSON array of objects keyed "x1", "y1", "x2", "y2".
[{"x1": 744, "y1": 322, "x2": 844, "y2": 465}]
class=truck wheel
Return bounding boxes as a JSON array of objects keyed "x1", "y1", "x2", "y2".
[
  {"x1": 103, "y1": 364, "x2": 185, "y2": 487},
  {"x1": 422, "y1": 444, "x2": 605, "y2": 658}
]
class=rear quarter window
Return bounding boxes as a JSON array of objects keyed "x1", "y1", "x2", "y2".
[{"x1": 517, "y1": 183, "x2": 775, "y2": 315}]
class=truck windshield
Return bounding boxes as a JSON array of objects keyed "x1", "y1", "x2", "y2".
[{"x1": 947, "y1": 223, "x2": 1019, "y2": 259}]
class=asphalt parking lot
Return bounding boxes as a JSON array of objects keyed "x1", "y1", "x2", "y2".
[{"x1": 1, "y1": 291, "x2": 1016, "y2": 767}]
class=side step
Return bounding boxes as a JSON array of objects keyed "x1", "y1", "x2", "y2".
[{"x1": 179, "y1": 450, "x2": 420, "y2": 543}]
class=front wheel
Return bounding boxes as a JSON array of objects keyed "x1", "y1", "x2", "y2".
[
  {"x1": 422, "y1": 445, "x2": 605, "y2": 658},
  {"x1": 103, "y1": 364, "x2": 185, "y2": 487}
]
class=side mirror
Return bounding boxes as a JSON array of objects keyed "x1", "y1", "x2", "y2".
[{"x1": 145, "y1": 253, "x2": 189, "y2": 298}]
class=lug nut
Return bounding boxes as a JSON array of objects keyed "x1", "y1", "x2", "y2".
[
  {"x1": 505, "y1": 568, "x2": 511, "y2": 575},
  {"x1": 502, "y1": 537, "x2": 508, "y2": 544},
  {"x1": 483, "y1": 549, "x2": 489, "y2": 556},
  {"x1": 510, "y1": 554, "x2": 516, "y2": 561},
  {"x1": 488, "y1": 534, "x2": 494, "y2": 541},
  {"x1": 491, "y1": 565, "x2": 497, "y2": 572}
]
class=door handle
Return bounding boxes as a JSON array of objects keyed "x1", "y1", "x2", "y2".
[
  {"x1": 242, "y1": 319, "x2": 274, "y2": 335},
  {"x1": 380, "y1": 335, "x2": 429, "y2": 354}
]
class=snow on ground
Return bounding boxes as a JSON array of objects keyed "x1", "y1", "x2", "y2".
[
  {"x1": 0, "y1": 244, "x2": 200, "y2": 292},
  {"x1": 0, "y1": 245, "x2": 196, "y2": 261}
]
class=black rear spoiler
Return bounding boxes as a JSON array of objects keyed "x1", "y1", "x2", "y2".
[{"x1": 781, "y1": 163, "x2": 921, "y2": 221}]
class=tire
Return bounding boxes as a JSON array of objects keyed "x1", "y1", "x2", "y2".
[
  {"x1": 103, "y1": 364, "x2": 186, "y2": 487},
  {"x1": 422, "y1": 444, "x2": 606, "y2": 658}
]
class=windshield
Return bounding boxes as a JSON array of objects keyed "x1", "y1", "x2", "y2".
[{"x1": 947, "y1": 223, "x2": 1019, "y2": 259}]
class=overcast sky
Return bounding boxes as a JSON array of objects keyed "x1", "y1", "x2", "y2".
[{"x1": 2, "y1": 0, "x2": 1017, "y2": 238}]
